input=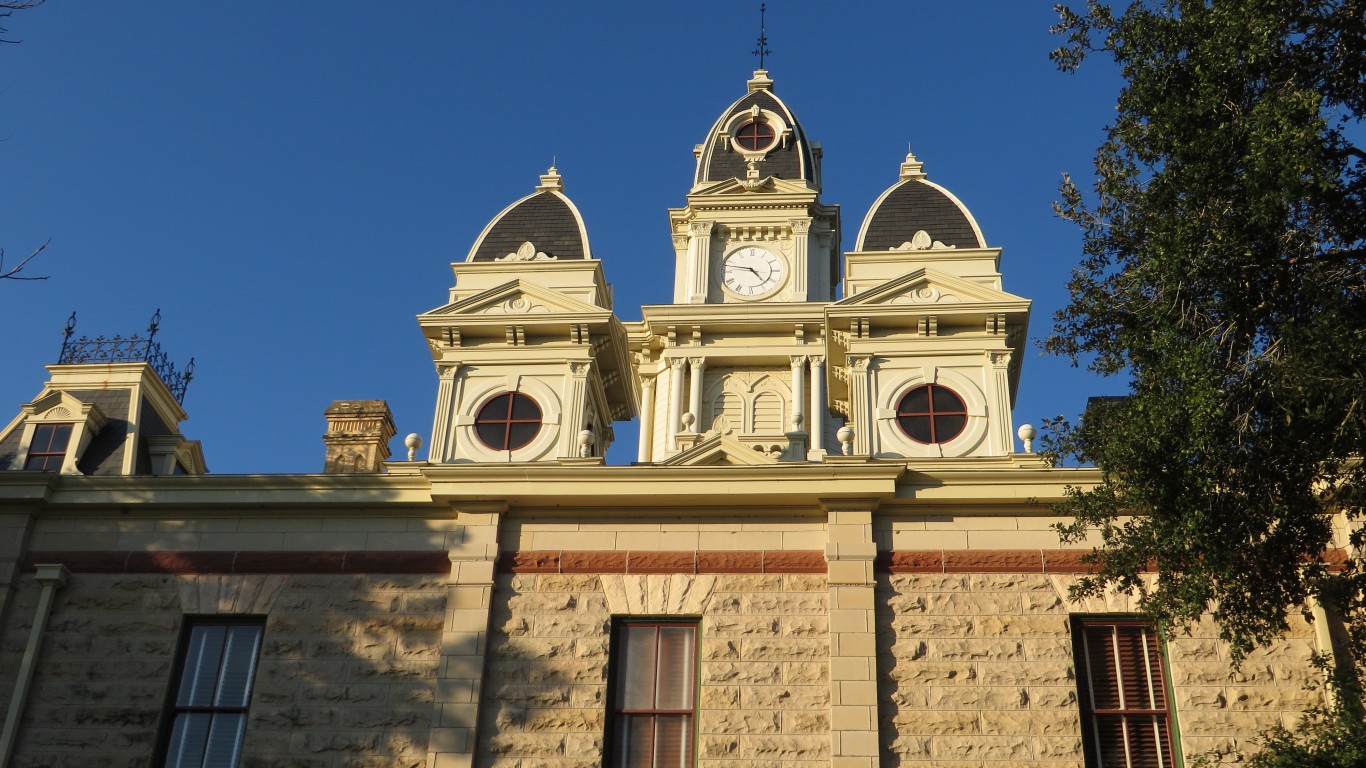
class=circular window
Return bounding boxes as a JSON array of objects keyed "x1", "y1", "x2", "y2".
[
  {"x1": 475, "y1": 392, "x2": 542, "y2": 451},
  {"x1": 734, "y1": 120, "x2": 776, "y2": 151},
  {"x1": 896, "y1": 384, "x2": 968, "y2": 444}
]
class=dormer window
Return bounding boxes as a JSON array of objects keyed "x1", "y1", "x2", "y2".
[
  {"x1": 24, "y1": 424, "x2": 72, "y2": 471},
  {"x1": 7, "y1": 391, "x2": 108, "y2": 475}
]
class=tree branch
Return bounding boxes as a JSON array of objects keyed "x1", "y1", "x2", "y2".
[{"x1": 0, "y1": 238, "x2": 51, "y2": 281}]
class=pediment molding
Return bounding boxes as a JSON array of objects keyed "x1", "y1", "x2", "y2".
[
  {"x1": 832, "y1": 268, "x2": 1028, "y2": 310},
  {"x1": 422, "y1": 279, "x2": 608, "y2": 319},
  {"x1": 659, "y1": 434, "x2": 781, "y2": 466}
]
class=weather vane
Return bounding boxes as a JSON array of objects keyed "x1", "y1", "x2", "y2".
[{"x1": 752, "y1": 3, "x2": 771, "y2": 69}]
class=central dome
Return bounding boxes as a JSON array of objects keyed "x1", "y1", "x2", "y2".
[{"x1": 693, "y1": 70, "x2": 819, "y2": 191}]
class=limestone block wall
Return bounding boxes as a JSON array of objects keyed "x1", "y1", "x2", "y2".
[
  {"x1": 478, "y1": 571, "x2": 832, "y2": 768},
  {"x1": 878, "y1": 571, "x2": 1324, "y2": 767},
  {"x1": 0, "y1": 571, "x2": 445, "y2": 768}
]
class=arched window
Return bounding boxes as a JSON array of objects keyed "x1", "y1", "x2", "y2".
[
  {"x1": 751, "y1": 392, "x2": 784, "y2": 433},
  {"x1": 895, "y1": 384, "x2": 968, "y2": 444},
  {"x1": 734, "y1": 120, "x2": 776, "y2": 151},
  {"x1": 475, "y1": 392, "x2": 542, "y2": 450}
]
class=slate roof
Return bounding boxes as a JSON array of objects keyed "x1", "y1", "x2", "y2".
[
  {"x1": 856, "y1": 179, "x2": 985, "y2": 251},
  {"x1": 469, "y1": 191, "x2": 589, "y2": 262},
  {"x1": 695, "y1": 86, "x2": 816, "y2": 187}
]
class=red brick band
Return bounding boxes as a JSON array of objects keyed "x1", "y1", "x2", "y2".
[
  {"x1": 499, "y1": 550, "x2": 828, "y2": 575},
  {"x1": 22, "y1": 550, "x2": 452, "y2": 575}
]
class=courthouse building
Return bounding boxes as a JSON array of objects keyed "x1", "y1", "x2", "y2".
[{"x1": 0, "y1": 69, "x2": 1329, "y2": 768}]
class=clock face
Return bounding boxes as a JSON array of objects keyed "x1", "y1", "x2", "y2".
[{"x1": 721, "y1": 246, "x2": 787, "y2": 299}]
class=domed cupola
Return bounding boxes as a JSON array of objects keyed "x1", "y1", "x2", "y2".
[
  {"x1": 855, "y1": 152, "x2": 986, "y2": 251},
  {"x1": 466, "y1": 166, "x2": 592, "y2": 262},
  {"x1": 693, "y1": 70, "x2": 820, "y2": 190}
]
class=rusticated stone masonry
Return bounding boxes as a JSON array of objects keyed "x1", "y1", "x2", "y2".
[
  {"x1": 478, "y1": 572, "x2": 831, "y2": 768},
  {"x1": 0, "y1": 571, "x2": 446, "y2": 768}
]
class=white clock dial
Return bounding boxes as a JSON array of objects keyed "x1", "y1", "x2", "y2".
[{"x1": 721, "y1": 246, "x2": 787, "y2": 299}]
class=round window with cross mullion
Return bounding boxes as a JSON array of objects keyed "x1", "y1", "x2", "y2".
[
  {"x1": 475, "y1": 392, "x2": 542, "y2": 451},
  {"x1": 896, "y1": 384, "x2": 968, "y2": 444},
  {"x1": 734, "y1": 120, "x2": 776, "y2": 151}
]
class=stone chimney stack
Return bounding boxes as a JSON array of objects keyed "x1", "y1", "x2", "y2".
[{"x1": 323, "y1": 400, "x2": 396, "y2": 474}]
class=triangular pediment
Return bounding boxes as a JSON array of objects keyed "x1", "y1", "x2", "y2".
[
  {"x1": 660, "y1": 434, "x2": 780, "y2": 466},
  {"x1": 23, "y1": 389, "x2": 107, "y2": 424},
  {"x1": 833, "y1": 268, "x2": 1027, "y2": 309},
  {"x1": 421, "y1": 279, "x2": 607, "y2": 318}
]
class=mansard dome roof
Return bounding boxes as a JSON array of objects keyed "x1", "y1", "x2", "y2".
[
  {"x1": 855, "y1": 153, "x2": 986, "y2": 252},
  {"x1": 466, "y1": 167, "x2": 592, "y2": 262},
  {"x1": 694, "y1": 70, "x2": 818, "y2": 189}
]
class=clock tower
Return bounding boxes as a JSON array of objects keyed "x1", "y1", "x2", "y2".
[
  {"x1": 631, "y1": 69, "x2": 1031, "y2": 466},
  {"x1": 635, "y1": 70, "x2": 842, "y2": 463},
  {"x1": 670, "y1": 69, "x2": 841, "y2": 305}
]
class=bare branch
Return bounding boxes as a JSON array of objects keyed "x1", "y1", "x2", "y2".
[{"x1": 0, "y1": 238, "x2": 51, "y2": 281}]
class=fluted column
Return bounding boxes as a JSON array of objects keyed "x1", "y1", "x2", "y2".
[
  {"x1": 667, "y1": 357, "x2": 686, "y2": 447},
  {"x1": 637, "y1": 374, "x2": 657, "y2": 463},
  {"x1": 687, "y1": 357, "x2": 706, "y2": 432},
  {"x1": 809, "y1": 355, "x2": 826, "y2": 452}
]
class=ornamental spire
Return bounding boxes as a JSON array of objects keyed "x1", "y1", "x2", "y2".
[{"x1": 752, "y1": 3, "x2": 771, "y2": 69}]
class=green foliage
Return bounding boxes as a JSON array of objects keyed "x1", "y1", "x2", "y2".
[
  {"x1": 1044, "y1": 0, "x2": 1366, "y2": 666},
  {"x1": 1197, "y1": 709, "x2": 1366, "y2": 767}
]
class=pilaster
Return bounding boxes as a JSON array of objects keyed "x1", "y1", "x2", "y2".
[
  {"x1": 790, "y1": 218, "x2": 811, "y2": 299},
  {"x1": 687, "y1": 220, "x2": 713, "y2": 304},
  {"x1": 987, "y1": 350, "x2": 1013, "y2": 456},
  {"x1": 845, "y1": 355, "x2": 873, "y2": 456},
  {"x1": 429, "y1": 363, "x2": 462, "y2": 462},
  {"x1": 428, "y1": 503, "x2": 504, "y2": 768},
  {"x1": 823, "y1": 499, "x2": 880, "y2": 768},
  {"x1": 559, "y1": 360, "x2": 592, "y2": 458}
]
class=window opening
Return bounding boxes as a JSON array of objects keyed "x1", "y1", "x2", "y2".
[
  {"x1": 475, "y1": 392, "x2": 542, "y2": 451},
  {"x1": 608, "y1": 621, "x2": 698, "y2": 768},
  {"x1": 895, "y1": 384, "x2": 968, "y2": 444},
  {"x1": 24, "y1": 423, "x2": 72, "y2": 470},
  {"x1": 1073, "y1": 618, "x2": 1177, "y2": 768},
  {"x1": 159, "y1": 620, "x2": 264, "y2": 768}
]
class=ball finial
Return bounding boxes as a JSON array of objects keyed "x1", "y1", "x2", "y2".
[
  {"x1": 836, "y1": 425, "x2": 855, "y2": 456},
  {"x1": 404, "y1": 433, "x2": 423, "y2": 462},
  {"x1": 1016, "y1": 424, "x2": 1036, "y2": 454}
]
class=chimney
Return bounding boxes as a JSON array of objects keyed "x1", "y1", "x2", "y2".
[{"x1": 323, "y1": 400, "x2": 396, "y2": 474}]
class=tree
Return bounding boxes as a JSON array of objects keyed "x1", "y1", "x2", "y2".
[
  {"x1": 0, "y1": 0, "x2": 47, "y2": 282},
  {"x1": 1045, "y1": 0, "x2": 1366, "y2": 678}
]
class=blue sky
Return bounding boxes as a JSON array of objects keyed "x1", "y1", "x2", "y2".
[{"x1": 0, "y1": 2, "x2": 1127, "y2": 472}]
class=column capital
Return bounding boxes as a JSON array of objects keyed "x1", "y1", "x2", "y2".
[
  {"x1": 789, "y1": 354, "x2": 808, "y2": 368},
  {"x1": 687, "y1": 356, "x2": 706, "y2": 368}
]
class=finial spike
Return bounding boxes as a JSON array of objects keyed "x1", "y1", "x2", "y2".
[{"x1": 752, "y1": 3, "x2": 771, "y2": 69}]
